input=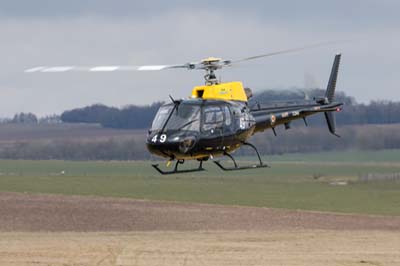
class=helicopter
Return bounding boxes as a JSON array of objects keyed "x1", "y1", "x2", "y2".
[{"x1": 25, "y1": 45, "x2": 343, "y2": 174}]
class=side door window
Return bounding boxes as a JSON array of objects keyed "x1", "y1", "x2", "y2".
[
  {"x1": 223, "y1": 105, "x2": 233, "y2": 133},
  {"x1": 202, "y1": 106, "x2": 224, "y2": 133},
  {"x1": 230, "y1": 106, "x2": 243, "y2": 130}
]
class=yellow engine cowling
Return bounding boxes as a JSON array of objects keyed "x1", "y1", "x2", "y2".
[{"x1": 191, "y1": 81, "x2": 248, "y2": 102}]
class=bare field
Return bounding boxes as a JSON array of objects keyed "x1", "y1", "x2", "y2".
[
  {"x1": 0, "y1": 123, "x2": 145, "y2": 142},
  {"x1": 1, "y1": 192, "x2": 400, "y2": 266},
  {"x1": 1, "y1": 230, "x2": 400, "y2": 266},
  {"x1": 1, "y1": 192, "x2": 400, "y2": 232}
]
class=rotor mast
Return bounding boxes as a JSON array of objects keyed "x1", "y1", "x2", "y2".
[
  {"x1": 200, "y1": 57, "x2": 230, "y2": 85},
  {"x1": 204, "y1": 68, "x2": 218, "y2": 85}
]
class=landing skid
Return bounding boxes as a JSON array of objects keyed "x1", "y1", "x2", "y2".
[
  {"x1": 213, "y1": 142, "x2": 269, "y2": 171},
  {"x1": 152, "y1": 159, "x2": 205, "y2": 175}
]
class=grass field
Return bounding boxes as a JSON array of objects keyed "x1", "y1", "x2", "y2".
[{"x1": 0, "y1": 149, "x2": 400, "y2": 215}]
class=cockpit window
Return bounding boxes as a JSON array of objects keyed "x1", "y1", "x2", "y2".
[
  {"x1": 151, "y1": 105, "x2": 173, "y2": 131},
  {"x1": 152, "y1": 103, "x2": 201, "y2": 132},
  {"x1": 165, "y1": 104, "x2": 201, "y2": 131}
]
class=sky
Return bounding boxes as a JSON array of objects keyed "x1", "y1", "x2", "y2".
[{"x1": 0, "y1": 0, "x2": 399, "y2": 116}]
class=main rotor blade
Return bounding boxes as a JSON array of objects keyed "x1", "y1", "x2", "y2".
[
  {"x1": 230, "y1": 41, "x2": 342, "y2": 64},
  {"x1": 25, "y1": 64, "x2": 189, "y2": 73},
  {"x1": 24, "y1": 40, "x2": 344, "y2": 73}
]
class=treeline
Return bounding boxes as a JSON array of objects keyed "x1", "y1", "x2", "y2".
[
  {"x1": 4, "y1": 89, "x2": 400, "y2": 128},
  {"x1": 0, "y1": 113, "x2": 61, "y2": 124},
  {"x1": 1, "y1": 124, "x2": 400, "y2": 160},
  {"x1": 337, "y1": 101, "x2": 400, "y2": 125},
  {"x1": 58, "y1": 89, "x2": 400, "y2": 129},
  {"x1": 60, "y1": 102, "x2": 163, "y2": 129}
]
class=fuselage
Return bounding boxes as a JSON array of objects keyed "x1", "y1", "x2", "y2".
[
  {"x1": 146, "y1": 97, "x2": 342, "y2": 161},
  {"x1": 146, "y1": 99, "x2": 255, "y2": 160}
]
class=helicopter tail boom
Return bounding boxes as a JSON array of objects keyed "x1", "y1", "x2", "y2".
[{"x1": 251, "y1": 53, "x2": 343, "y2": 135}]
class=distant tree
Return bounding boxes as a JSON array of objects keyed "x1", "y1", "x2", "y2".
[
  {"x1": 12, "y1": 112, "x2": 38, "y2": 124},
  {"x1": 61, "y1": 104, "x2": 118, "y2": 124},
  {"x1": 39, "y1": 115, "x2": 62, "y2": 124}
]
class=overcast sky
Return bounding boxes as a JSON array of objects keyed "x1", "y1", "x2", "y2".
[{"x1": 0, "y1": 0, "x2": 399, "y2": 116}]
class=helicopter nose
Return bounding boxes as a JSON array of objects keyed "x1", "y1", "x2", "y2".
[
  {"x1": 167, "y1": 134, "x2": 197, "y2": 154},
  {"x1": 178, "y1": 136, "x2": 196, "y2": 154},
  {"x1": 146, "y1": 133, "x2": 197, "y2": 157}
]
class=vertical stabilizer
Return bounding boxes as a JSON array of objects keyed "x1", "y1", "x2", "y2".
[
  {"x1": 325, "y1": 53, "x2": 341, "y2": 103},
  {"x1": 324, "y1": 54, "x2": 341, "y2": 137}
]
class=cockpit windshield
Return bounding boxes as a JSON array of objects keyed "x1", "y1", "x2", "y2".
[
  {"x1": 151, "y1": 105, "x2": 173, "y2": 131},
  {"x1": 151, "y1": 103, "x2": 201, "y2": 132}
]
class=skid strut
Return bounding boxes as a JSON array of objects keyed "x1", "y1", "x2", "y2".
[
  {"x1": 213, "y1": 142, "x2": 269, "y2": 171},
  {"x1": 152, "y1": 159, "x2": 205, "y2": 175}
]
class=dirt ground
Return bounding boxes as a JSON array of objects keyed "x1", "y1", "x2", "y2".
[
  {"x1": 1, "y1": 231, "x2": 400, "y2": 266},
  {"x1": 1, "y1": 192, "x2": 400, "y2": 232},
  {"x1": 0, "y1": 192, "x2": 399, "y2": 266}
]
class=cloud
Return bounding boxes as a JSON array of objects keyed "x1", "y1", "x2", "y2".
[
  {"x1": 0, "y1": 2, "x2": 399, "y2": 116},
  {"x1": 1, "y1": 0, "x2": 399, "y2": 27}
]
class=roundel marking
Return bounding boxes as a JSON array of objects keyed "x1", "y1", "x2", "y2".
[{"x1": 270, "y1": 115, "x2": 276, "y2": 125}]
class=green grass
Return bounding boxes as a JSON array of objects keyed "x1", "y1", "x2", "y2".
[
  {"x1": 267, "y1": 149, "x2": 400, "y2": 163},
  {"x1": 0, "y1": 150, "x2": 400, "y2": 215}
]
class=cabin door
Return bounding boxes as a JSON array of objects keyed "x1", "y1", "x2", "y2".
[{"x1": 202, "y1": 105, "x2": 224, "y2": 150}]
